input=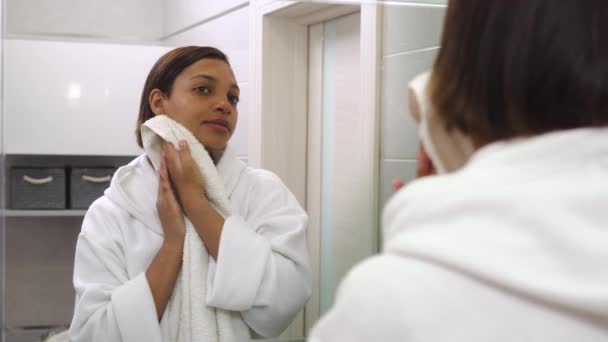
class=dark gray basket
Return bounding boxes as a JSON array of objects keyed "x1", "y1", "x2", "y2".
[
  {"x1": 70, "y1": 167, "x2": 115, "y2": 209},
  {"x1": 10, "y1": 168, "x2": 66, "y2": 209}
]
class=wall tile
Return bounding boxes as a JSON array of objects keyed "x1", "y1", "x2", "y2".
[
  {"x1": 164, "y1": 6, "x2": 250, "y2": 84},
  {"x1": 164, "y1": 0, "x2": 248, "y2": 40},
  {"x1": 381, "y1": 48, "x2": 438, "y2": 159},
  {"x1": 4, "y1": 39, "x2": 170, "y2": 156},
  {"x1": 382, "y1": 4, "x2": 446, "y2": 56},
  {"x1": 7, "y1": 0, "x2": 163, "y2": 40}
]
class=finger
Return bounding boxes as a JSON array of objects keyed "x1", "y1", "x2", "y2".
[
  {"x1": 158, "y1": 155, "x2": 164, "y2": 196},
  {"x1": 177, "y1": 140, "x2": 199, "y2": 180},
  {"x1": 392, "y1": 179, "x2": 405, "y2": 191},
  {"x1": 161, "y1": 142, "x2": 173, "y2": 178},
  {"x1": 160, "y1": 154, "x2": 184, "y2": 211},
  {"x1": 164, "y1": 142, "x2": 182, "y2": 177},
  {"x1": 159, "y1": 154, "x2": 172, "y2": 194},
  {"x1": 159, "y1": 153, "x2": 167, "y2": 186},
  {"x1": 161, "y1": 142, "x2": 170, "y2": 160},
  {"x1": 158, "y1": 155, "x2": 171, "y2": 208},
  {"x1": 164, "y1": 151, "x2": 185, "y2": 206},
  {"x1": 177, "y1": 139, "x2": 192, "y2": 164},
  {"x1": 161, "y1": 153, "x2": 170, "y2": 183}
]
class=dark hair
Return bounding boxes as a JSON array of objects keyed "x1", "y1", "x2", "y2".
[
  {"x1": 135, "y1": 46, "x2": 230, "y2": 147},
  {"x1": 430, "y1": 0, "x2": 608, "y2": 145}
]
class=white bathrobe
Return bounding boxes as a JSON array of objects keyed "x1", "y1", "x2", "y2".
[
  {"x1": 69, "y1": 146, "x2": 311, "y2": 342},
  {"x1": 309, "y1": 127, "x2": 608, "y2": 341}
]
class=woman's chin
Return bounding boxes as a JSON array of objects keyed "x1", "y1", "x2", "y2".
[
  {"x1": 194, "y1": 127, "x2": 231, "y2": 150},
  {"x1": 198, "y1": 138, "x2": 228, "y2": 152}
]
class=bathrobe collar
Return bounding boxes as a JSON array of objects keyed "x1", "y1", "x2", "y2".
[{"x1": 104, "y1": 145, "x2": 246, "y2": 236}]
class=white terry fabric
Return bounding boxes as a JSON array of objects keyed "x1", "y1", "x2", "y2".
[
  {"x1": 309, "y1": 127, "x2": 608, "y2": 341},
  {"x1": 45, "y1": 330, "x2": 70, "y2": 342},
  {"x1": 69, "y1": 127, "x2": 311, "y2": 341},
  {"x1": 141, "y1": 115, "x2": 235, "y2": 342},
  {"x1": 141, "y1": 115, "x2": 231, "y2": 217},
  {"x1": 408, "y1": 72, "x2": 475, "y2": 173}
]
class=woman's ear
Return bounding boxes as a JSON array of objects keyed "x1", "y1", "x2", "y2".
[{"x1": 149, "y1": 89, "x2": 167, "y2": 116}]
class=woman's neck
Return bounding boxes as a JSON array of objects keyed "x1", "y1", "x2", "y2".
[{"x1": 208, "y1": 148, "x2": 225, "y2": 165}]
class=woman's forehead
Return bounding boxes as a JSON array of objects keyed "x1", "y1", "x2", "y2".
[{"x1": 181, "y1": 59, "x2": 236, "y2": 83}]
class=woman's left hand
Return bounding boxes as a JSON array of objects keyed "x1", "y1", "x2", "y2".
[
  {"x1": 392, "y1": 143, "x2": 436, "y2": 192},
  {"x1": 163, "y1": 140, "x2": 224, "y2": 259},
  {"x1": 163, "y1": 140, "x2": 207, "y2": 209}
]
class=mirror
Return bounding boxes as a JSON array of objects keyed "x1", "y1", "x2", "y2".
[{"x1": 0, "y1": 0, "x2": 446, "y2": 341}]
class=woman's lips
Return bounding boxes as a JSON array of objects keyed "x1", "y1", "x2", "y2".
[{"x1": 204, "y1": 120, "x2": 230, "y2": 133}]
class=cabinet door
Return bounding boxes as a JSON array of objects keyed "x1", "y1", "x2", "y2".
[{"x1": 4, "y1": 39, "x2": 170, "y2": 156}]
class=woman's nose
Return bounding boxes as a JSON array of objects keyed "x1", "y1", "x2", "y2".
[{"x1": 213, "y1": 97, "x2": 232, "y2": 114}]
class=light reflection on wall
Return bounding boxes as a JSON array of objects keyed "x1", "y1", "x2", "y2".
[{"x1": 67, "y1": 82, "x2": 81, "y2": 100}]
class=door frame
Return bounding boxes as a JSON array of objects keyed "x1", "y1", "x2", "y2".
[{"x1": 248, "y1": 0, "x2": 383, "y2": 336}]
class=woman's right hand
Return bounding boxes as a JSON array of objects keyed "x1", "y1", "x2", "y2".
[{"x1": 157, "y1": 150, "x2": 186, "y2": 247}]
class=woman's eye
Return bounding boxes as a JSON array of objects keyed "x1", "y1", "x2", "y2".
[
  {"x1": 194, "y1": 86, "x2": 210, "y2": 95},
  {"x1": 228, "y1": 95, "x2": 240, "y2": 105}
]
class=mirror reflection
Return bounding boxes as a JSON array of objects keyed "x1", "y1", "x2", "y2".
[{"x1": 1, "y1": 1, "x2": 448, "y2": 341}]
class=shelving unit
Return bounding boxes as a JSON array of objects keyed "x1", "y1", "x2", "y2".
[
  {"x1": 2, "y1": 155, "x2": 136, "y2": 216},
  {"x1": 2, "y1": 210, "x2": 87, "y2": 217},
  {"x1": 3, "y1": 154, "x2": 136, "y2": 215},
  {"x1": 2, "y1": 154, "x2": 136, "y2": 342}
]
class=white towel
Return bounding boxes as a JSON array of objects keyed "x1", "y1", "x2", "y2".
[
  {"x1": 408, "y1": 72, "x2": 475, "y2": 174},
  {"x1": 141, "y1": 115, "x2": 236, "y2": 342}
]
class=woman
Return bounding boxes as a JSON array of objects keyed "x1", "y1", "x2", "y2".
[
  {"x1": 309, "y1": 1, "x2": 608, "y2": 341},
  {"x1": 69, "y1": 47, "x2": 311, "y2": 341}
]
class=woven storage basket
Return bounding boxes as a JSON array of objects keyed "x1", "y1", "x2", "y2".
[
  {"x1": 10, "y1": 167, "x2": 66, "y2": 209},
  {"x1": 69, "y1": 167, "x2": 115, "y2": 209}
]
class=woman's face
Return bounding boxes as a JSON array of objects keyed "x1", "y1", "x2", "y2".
[{"x1": 151, "y1": 58, "x2": 239, "y2": 151}]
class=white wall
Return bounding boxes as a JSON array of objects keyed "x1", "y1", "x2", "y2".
[
  {"x1": 163, "y1": 0, "x2": 248, "y2": 38},
  {"x1": 4, "y1": 0, "x2": 250, "y2": 158},
  {"x1": 3, "y1": 0, "x2": 170, "y2": 157},
  {"x1": 163, "y1": 2, "x2": 251, "y2": 159},
  {"x1": 4, "y1": 39, "x2": 169, "y2": 156},
  {"x1": 6, "y1": 0, "x2": 163, "y2": 41},
  {"x1": 379, "y1": 1, "x2": 446, "y2": 206}
]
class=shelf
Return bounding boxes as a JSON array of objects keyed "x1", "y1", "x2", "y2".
[{"x1": 2, "y1": 209, "x2": 87, "y2": 217}]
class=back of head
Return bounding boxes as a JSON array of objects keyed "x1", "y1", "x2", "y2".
[{"x1": 431, "y1": 0, "x2": 608, "y2": 146}]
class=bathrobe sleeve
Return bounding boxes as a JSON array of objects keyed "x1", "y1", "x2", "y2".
[
  {"x1": 69, "y1": 198, "x2": 161, "y2": 342},
  {"x1": 205, "y1": 170, "x2": 312, "y2": 338}
]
